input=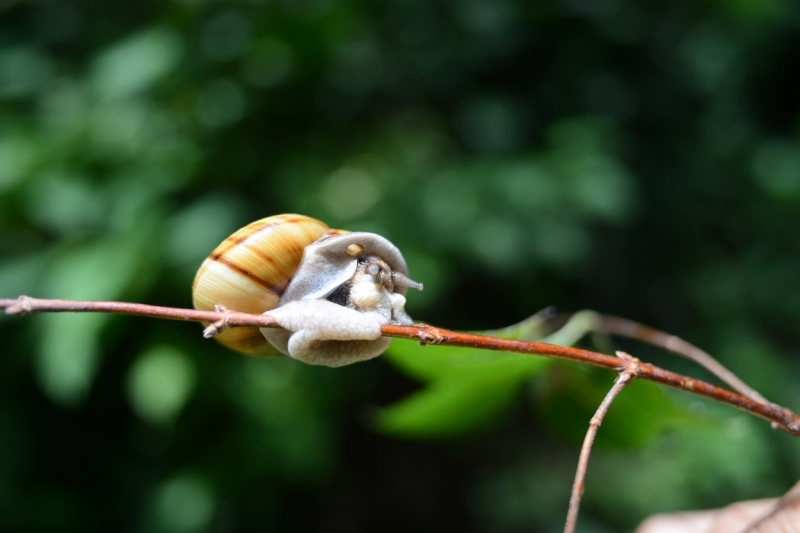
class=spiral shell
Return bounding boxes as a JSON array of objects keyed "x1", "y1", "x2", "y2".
[
  {"x1": 193, "y1": 213, "x2": 422, "y2": 364},
  {"x1": 192, "y1": 214, "x2": 335, "y2": 356}
]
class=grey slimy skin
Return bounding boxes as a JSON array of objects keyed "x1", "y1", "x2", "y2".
[{"x1": 260, "y1": 232, "x2": 423, "y2": 367}]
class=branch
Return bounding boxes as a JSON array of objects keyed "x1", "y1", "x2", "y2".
[
  {"x1": 598, "y1": 314, "x2": 767, "y2": 403},
  {"x1": 564, "y1": 352, "x2": 638, "y2": 533},
  {"x1": 2, "y1": 296, "x2": 799, "y2": 436},
  {"x1": 0, "y1": 296, "x2": 280, "y2": 337}
]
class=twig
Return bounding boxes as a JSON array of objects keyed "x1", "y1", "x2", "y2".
[
  {"x1": 2, "y1": 296, "x2": 799, "y2": 436},
  {"x1": 0, "y1": 296, "x2": 280, "y2": 328},
  {"x1": 598, "y1": 315, "x2": 768, "y2": 403},
  {"x1": 564, "y1": 352, "x2": 638, "y2": 533},
  {"x1": 381, "y1": 324, "x2": 800, "y2": 435}
]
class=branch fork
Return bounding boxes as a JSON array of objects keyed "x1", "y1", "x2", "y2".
[
  {"x1": 4, "y1": 295, "x2": 34, "y2": 315},
  {"x1": 415, "y1": 324, "x2": 444, "y2": 345},
  {"x1": 202, "y1": 305, "x2": 232, "y2": 338},
  {"x1": 565, "y1": 352, "x2": 639, "y2": 533}
]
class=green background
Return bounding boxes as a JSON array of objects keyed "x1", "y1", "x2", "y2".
[{"x1": 1, "y1": 0, "x2": 800, "y2": 531}]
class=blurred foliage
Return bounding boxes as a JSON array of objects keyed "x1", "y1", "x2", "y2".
[
  {"x1": 2, "y1": 0, "x2": 800, "y2": 532},
  {"x1": 378, "y1": 314, "x2": 556, "y2": 438}
]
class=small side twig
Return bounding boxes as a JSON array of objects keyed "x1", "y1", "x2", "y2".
[
  {"x1": 564, "y1": 352, "x2": 639, "y2": 533},
  {"x1": 598, "y1": 315, "x2": 768, "y2": 404},
  {"x1": 203, "y1": 305, "x2": 232, "y2": 338}
]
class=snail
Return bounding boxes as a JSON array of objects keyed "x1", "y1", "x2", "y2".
[{"x1": 192, "y1": 214, "x2": 423, "y2": 367}]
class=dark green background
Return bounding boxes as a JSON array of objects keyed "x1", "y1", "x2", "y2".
[{"x1": 1, "y1": 0, "x2": 800, "y2": 531}]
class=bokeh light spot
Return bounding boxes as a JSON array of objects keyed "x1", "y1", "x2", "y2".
[
  {"x1": 752, "y1": 141, "x2": 800, "y2": 200},
  {"x1": 196, "y1": 79, "x2": 245, "y2": 127},
  {"x1": 92, "y1": 27, "x2": 183, "y2": 98},
  {"x1": 423, "y1": 176, "x2": 479, "y2": 236},
  {"x1": 202, "y1": 11, "x2": 251, "y2": 62},
  {"x1": 457, "y1": 97, "x2": 522, "y2": 152},
  {"x1": 126, "y1": 346, "x2": 196, "y2": 425},
  {"x1": 0, "y1": 47, "x2": 53, "y2": 98},
  {"x1": 154, "y1": 475, "x2": 215, "y2": 532},
  {"x1": 470, "y1": 217, "x2": 525, "y2": 272},
  {"x1": 320, "y1": 165, "x2": 383, "y2": 219},
  {"x1": 0, "y1": 136, "x2": 38, "y2": 192},
  {"x1": 242, "y1": 39, "x2": 293, "y2": 87}
]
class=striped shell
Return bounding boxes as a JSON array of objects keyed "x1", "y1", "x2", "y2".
[{"x1": 192, "y1": 214, "x2": 346, "y2": 356}]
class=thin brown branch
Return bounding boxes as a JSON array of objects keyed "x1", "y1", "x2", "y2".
[
  {"x1": 382, "y1": 324, "x2": 800, "y2": 435},
  {"x1": 598, "y1": 314, "x2": 767, "y2": 403},
  {"x1": 3, "y1": 296, "x2": 800, "y2": 436},
  {"x1": 0, "y1": 296, "x2": 280, "y2": 330},
  {"x1": 564, "y1": 353, "x2": 638, "y2": 533}
]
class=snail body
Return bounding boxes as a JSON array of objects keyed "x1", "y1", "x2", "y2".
[{"x1": 192, "y1": 214, "x2": 422, "y2": 367}]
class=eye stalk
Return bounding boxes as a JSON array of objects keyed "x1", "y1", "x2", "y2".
[
  {"x1": 360, "y1": 257, "x2": 423, "y2": 293},
  {"x1": 391, "y1": 270, "x2": 424, "y2": 291}
]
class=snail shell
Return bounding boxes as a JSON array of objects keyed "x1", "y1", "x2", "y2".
[{"x1": 192, "y1": 214, "x2": 422, "y2": 366}]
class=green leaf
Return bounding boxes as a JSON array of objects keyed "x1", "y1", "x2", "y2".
[
  {"x1": 375, "y1": 376, "x2": 522, "y2": 438},
  {"x1": 384, "y1": 312, "x2": 555, "y2": 382},
  {"x1": 378, "y1": 313, "x2": 563, "y2": 438},
  {"x1": 385, "y1": 338, "x2": 551, "y2": 383},
  {"x1": 535, "y1": 365, "x2": 705, "y2": 449}
]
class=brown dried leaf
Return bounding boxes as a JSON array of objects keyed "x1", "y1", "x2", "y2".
[
  {"x1": 635, "y1": 481, "x2": 800, "y2": 533},
  {"x1": 636, "y1": 500, "x2": 776, "y2": 533},
  {"x1": 744, "y1": 481, "x2": 800, "y2": 533}
]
